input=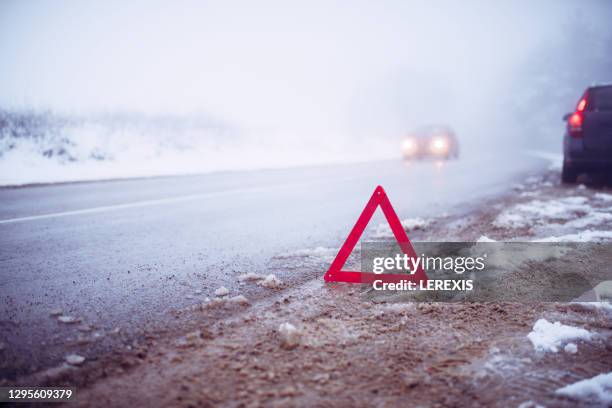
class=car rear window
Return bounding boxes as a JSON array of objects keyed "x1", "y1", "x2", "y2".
[{"x1": 589, "y1": 87, "x2": 612, "y2": 111}]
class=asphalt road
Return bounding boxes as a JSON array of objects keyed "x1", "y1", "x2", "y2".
[{"x1": 0, "y1": 154, "x2": 548, "y2": 378}]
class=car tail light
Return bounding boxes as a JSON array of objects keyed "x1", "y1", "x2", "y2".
[
  {"x1": 568, "y1": 112, "x2": 583, "y2": 137},
  {"x1": 568, "y1": 92, "x2": 588, "y2": 137}
]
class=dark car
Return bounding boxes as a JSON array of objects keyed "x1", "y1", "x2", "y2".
[
  {"x1": 401, "y1": 125, "x2": 459, "y2": 160},
  {"x1": 562, "y1": 84, "x2": 612, "y2": 183}
]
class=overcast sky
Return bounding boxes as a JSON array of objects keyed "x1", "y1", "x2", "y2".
[{"x1": 0, "y1": 0, "x2": 607, "y2": 135}]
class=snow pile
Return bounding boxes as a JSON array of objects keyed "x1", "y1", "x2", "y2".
[
  {"x1": 57, "y1": 315, "x2": 80, "y2": 324},
  {"x1": 476, "y1": 235, "x2": 497, "y2": 242},
  {"x1": 258, "y1": 274, "x2": 283, "y2": 289},
  {"x1": 494, "y1": 197, "x2": 590, "y2": 229},
  {"x1": 517, "y1": 401, "x2": 544, "y2": 408},
  {"x1": 227, "y1": 295, "x2": 249, "y2": 305},
  {"x1": 564, "y1": 343, "x2": 578, "y2": 354},
  {"x1": 556, "y1": 372, "x2": 612, "y2": 405},
  {"x1": 373, "y1": 217, "x2": 432, "y2": 238},
  {"x1": 527, "y1": 319, "x2": 593, "y2": 353},
  {"x1": 238, "y1": 273, "x2": 264, "y2": 282},
  {"x1": 495, "y1": 193, "x2": 612, "y2": 242},
  {"x1": 214, "y1": 287, "x2": 229, "y2": 297},
  {"x1": 204, "y1": 294, "x2": 249, "y2": 308},
  {"x1": 237, "y1": 273, "x2": 283, "y2": 289},
  {"x1": 278, "y1": 322, "x2": 301, "y2": 349},
  {"x1": 65, "y1": 354, "x2": 85, "y2": 366}
]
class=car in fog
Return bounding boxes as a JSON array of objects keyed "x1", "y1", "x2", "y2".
[
  {"x1": 562, "y1": 84, "x2": 612, "y2": 183},
  {"x1": 401, "y1": 125, "x2": 459, "y2": 160}
]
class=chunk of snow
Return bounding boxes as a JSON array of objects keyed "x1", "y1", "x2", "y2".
[
  {"x1": 564, "y1": 343, "x2": 578, "y2": 354},
  {"x1": 476, "y1": 235, "x2": 496, "y2": 243},
  {"x1": 374, "y1": 217, "x2": 431, "y2": 238},
  {"x1": 237, "y1": 273, "x2": 282, "y2": 288},
  {"x1": 57, "y1": 315, "x2": 80, "y2": 324},
  {"x1": 278, "y1": 322, "x2": 301, "y2": 349},
  {"x1": 227, "y1": 295, "x2": 249, "y2": 305},
  {"x1": 556, "y1": 372, "x2": 612, "y2": 405},
  {"x1": 238, "y1": 272, "x2": 264, "y2": 282},
  {"x1": 205, "y1": 294, "x2": 249, "y2": 308},
  {"x1": 517, "y1": 401, "x2": 544, "y2": 408},
  {"x1": 527, "y1": 319, "x2": 592, "y2": 353},
  {"x1": 258, "y1": 274, "x2": 283, "y2": 289},
  {"x1": 206, "y1": 297, "x2": 226, "y2": 308},
  {"x1": 65, "y1": 354, "x2": 85, "y2": 365},
  {"x1": 399, "y1": 217, "x2": 431, "y2": 230},
  {"x1": 214, "y1": 287, "x2": 229, "y2": 297}
]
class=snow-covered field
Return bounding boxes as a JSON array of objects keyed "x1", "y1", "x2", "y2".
[{"x1": 0, "y1": 111, "x2": 396, "y2": 186}]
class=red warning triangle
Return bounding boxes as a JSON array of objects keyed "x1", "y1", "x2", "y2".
[{"x1": 325, "y1": 185, "x2": 428, "y2": 284}]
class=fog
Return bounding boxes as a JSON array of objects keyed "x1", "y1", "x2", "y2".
[{"x1": 0, "y1": 0, "x2": 611, "y2": 184}]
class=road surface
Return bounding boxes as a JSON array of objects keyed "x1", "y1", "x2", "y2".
[{"x1": 0, "y1": 154, "x2": 547, "y2": 379}]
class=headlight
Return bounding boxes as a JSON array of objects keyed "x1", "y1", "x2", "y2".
[
  {"x1": 402, "y1": 138, "x2": 418, "y2": 154},
  {"x1": 429, "y1": 137, "x2": 448, "y2": 155}
]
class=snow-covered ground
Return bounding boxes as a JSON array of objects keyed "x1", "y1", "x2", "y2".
[
  {"x1": 0, "y1": 111, "x2": 397, "y2": 186},
  {"x1": 494, "y1": 192, "x2": 612, "y2": 242}
]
